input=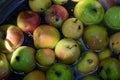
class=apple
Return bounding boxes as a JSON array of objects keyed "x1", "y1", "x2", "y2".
[
  {"x1": 10, "y1": 46, "x2": 36, "y2": 73},
  {"x1": 62, "y1": 18, "x2": 83, "y2": 39},
  {"x1": 28, "y1": 0, "x2": 52, "y2": 12},
  {"x1": 0, "y1": 53, "x2": 10, "y2": 80},
  {"x1": 109, "y1": 32, "x2": 120, "y2": 53},
  {"x1": 35, "y1": 48, "x2": 55, "y2": 66},
  {"x1": 0, "y1": 24, "x2": 24, "y2": 53},
  {"x1": 98, "y1": 48, "x2": 111, "y2": 61},
  {"x1": 33, "y1": 25, "x2": 60, "y2": 49},
  {"x1": 55, "y1": 38, "x2": 80, "y2": 64},
  {"x1": 17, "y1": 10, "x2": 41, "y2": 34},
  {"x1": 45, "y1": 4, "x2": 69, "y2": 28},
  {"x1": 99, "y1": 57, "x2": 120, "y2": 80},
  {"x1": 104, "y1": 6, "x2": 120, "y2": 30},
  {"x1": 83, "y1": 25, "x2": 109, "y2": 52},
  {"x1": 76, "y1": 51, "x2": 99, "y2": 74},
  {"x1": 81, "y1": 75, "x2": 99, "y2": 80},
  {"x1": 46, "y1": 63, "x2": 74, "y2": 80},
  {"x1": 74, "y1": 0, "x2": 104, "y2": 25},
  {"x1": 23, "y1": 70, "x2": 46, "y2": 80},
  {"x1": 52, "y1": 0, "x2": 68, "y2": 5}
]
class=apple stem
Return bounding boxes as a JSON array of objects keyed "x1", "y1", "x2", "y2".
[
  {"x1": 67, "y1": 45, "x2": 77, "y2": 49},
  {"x1": 74, "y1": 19, "x2": 78, "y2": 23},
  {"x1": 87, "y1": 59, "x2": 93, "y2": 64}
]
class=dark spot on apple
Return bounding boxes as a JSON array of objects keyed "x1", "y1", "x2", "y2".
[
  {"x1": 55, "y1": 17, "x2": 59, "y2": 22},
  {"x1": 78, "y1": 25, "x2": 81, "y2": 30},
  {"x1": 92, "y1": 8, "x2": 97, "y2": 13},
  {"x1": 106, "y1": 68, "x2": 110, "y2": 75},
  {"x1": 40, "y1": 8, "x2": 44, "y2": 11},
  {"x1": 2, "y1": 33, "x2": 6, "y2": 39},
  {"x1": 55, "y1": 71, "x2": 61, "y2": 77},
  {"x1": 87, "y1": 59, "x2": 93, "y2": 64},
  {"x1": 75, "y1": 44, "x2": 77, "y2": 47},
  {"x1": 16, "y1": 56, "x2": 20, "y2": 61},
  {"x1": 74, "y1": 19, "x2": 78, "y2": 23}
]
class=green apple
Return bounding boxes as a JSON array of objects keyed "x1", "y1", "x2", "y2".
[
  {"x1": 46, "y1": 63, "x2": 74, "y2": 80},
  {"x1": 74, "y1": 0, "x2": 104, "y2": 25},
  {"x1": 55, "y1": 38, "x2": 81, "y2": 64},
  {"x1": 28, "y1": 0, "x2": 52, "y2": 12},
  {"x1": 83, "y1": 25, "x2": 109, "y2": 52},
  {"x1": 23, "y1": 70, "x2": 46, "y2": 80},
  {"x1": 76, "y1": 51, "x2": 99, "y2": 74},
  {"x1": 33, "y1": 25, "x2": 60, "y2": 49},
  {"x1": 104, "y1": 6, "x2": 120, "y2": 30},
  {"x1": 99, "y1": 57, "x2": 120, "y2": 80},
  {"x1": 35, "y1": 48, "x2": 55, "y2": 66},
  {"x1": 62, "y1": 18, "x2": 84, "y2": 39},
  {"x1": 98, "y1": 48, "x2": 111, "y2": 61},
  {"x1": 52, "y1": 0, "x2": 68, "y2": 5},
  {"x1": 0, "y1": 53, "x2": 10, "y2": 80},
  {"x1": 0, "y1": 24, "x2": 24, "y2": 53},
  {"x1": 109, "y1": 32, "x2": 120, "y2": 53},
  {"x1": 10, "y1": 46, "x2": 36, "y2": 73},
  {"x1": 81, "y1": 75, "x2": 100, "y2": 80}
]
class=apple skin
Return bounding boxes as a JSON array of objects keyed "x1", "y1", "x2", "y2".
[
  {"x1": 23, "y1": 70, "x2": 46, "y2": 80},
  {"x1": 104, "y1": 6, "x2": 120, "y2": 30},
  {"x1": 17, "y1": 10, "x2": 41, "y2": 34},
  {"x1": 35, "y1": 48, "x2": 55, "y2": 66},
  {"x1": 52, "y1": 0, "x2": 68, "y2": 5},
  {"x1": 81, "y1": 76, "x2": 99, "y2": 80},
  {"x1": 46, "y1": 63, "x2": 74, "y2": 80},
  {"x1": 45, "y1": 4, "x2": 69, "y2": 28},
  {"x1": 28, "y1": 0, "x2": 52, "y2": 12},
  {"x1": 110, "y1": 32, "x2": 120, "y2": 53},
  {"x1": 33, "y1": 25, "x2": 60, "y2": 49},
  {"x1": 76, "y1": 51, "x2": 99, "y2": 74},
  {"x1": 83, "y1": 25, "x2": 109, "y2": 52},
  {"x1": 55, "y1": 38, "x2": 80, "y2": 64},
  {"x1": 10, "y1": 46, "x2": 36, "y2": 73},
  {"x1": 74, "y1": 0, "x2": 104, "y2": 25},
  {"x1": 0, "y1": 24, "x2": 24, "y2": 53},
  {"x1": 98, "y1": 48, "x2": 111, "y2": 61},
  {"x1": 0, "y1": 53, "x2": 10, "y2": 80},
  {"x1": 99, "y1": 57, "x2": 120, "y2": 80},
  {"x1": 62, "y1": 18, "x2": 83, "y2": 39}
]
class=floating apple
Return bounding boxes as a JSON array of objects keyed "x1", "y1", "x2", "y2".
[
  {"x1": 52, "y1": 0, "x2": 68, "y2": 5},
  {"x1": 104, "y1": 6, "x2": 120, "y2": 30},
  {"x1": 33, "y1": 25, "x2": 61, "y2": 49},
  {"x1": 62, "y1": 18, "x2": 83, "y2": 39},
  {"x1": 55, "y1": 38, "x2": 80, "y2": 64},
  {"x1": 76, "y1": 51, "x2": 99, "y2": 74},
  {"x1": 0, "y1": 24, "x2": 24, "y2": 53},
  {"x1": 17, "y1": 10, "x2": 41, "y2": 34},
  {"x1": 28, "y1": 0, "x2": 52, "y2": 12},
  {"x1": 83, "y1": 25, "x2": 109, "y2": 52},
  {"x1": 45, "y1": 4, "x2": 69, "y2": 28},
  {"x1": 99, "y1": 57, "x2": 120, "y2": 80},
  {"x1": 0, "y1": 53, "x2": 10, "y2": 80},
  {"x1": 74, "y1": 0, "x2": 104, "y2": 25},
  {"x1": 46, "y1": 63, "x2": 74, "y2": 80},
  {"x1": 35, "y1": 48, "x2": 55, "y2": 66},
  {"x1": 81, "y1": 75, "x2": 99, "y2": 80},
  {"x1": 10, "y1": 46, "x2": 36, "y2": 73},
  {"x1": 109, "y1": 32, "x2": 120, "y2": 53},
  {"x1": 23, "y1": 70, "x2": 46, "y2": 80}
]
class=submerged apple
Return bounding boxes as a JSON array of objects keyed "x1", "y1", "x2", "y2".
[
  {"x1": 83, "y1": 25, "x2": 109, "y2": 52},
  {"x1": 0, "y1": 24, "x2": 24, "y2": 53},
  {"x1": 55, "y1": 38, "x2": 80, "y2": 64},
  {"x1": 17, "y1": 10, "x2": 41, "y2": 34},
  {"x1": 74, "y1": 0, "x2": 104, "y2": 25},
  {"x1": 45, "y1": 4, "x2": 69, "y2": 28},
  {"x1": 33, "y1": 25, "x2": 60, "y2": 49}
]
